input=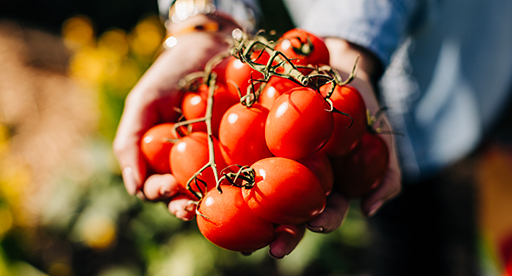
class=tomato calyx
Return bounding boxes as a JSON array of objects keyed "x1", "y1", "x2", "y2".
[
  {"x1": 282, "y1": 35, "x2": 314, "y2": 56},
  {"x1": 218, "y1": 165, "x2": 256, "y2": 190}
]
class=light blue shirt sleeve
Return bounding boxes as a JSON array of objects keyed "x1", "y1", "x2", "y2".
[{"x1": 282, "y1": 0, "x2": 433, "y2": 67}]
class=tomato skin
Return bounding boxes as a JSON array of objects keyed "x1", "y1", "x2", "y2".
[
  {"x1": 320, "y1": 84, "x2": 367, "y2": 156},
  {"x1": 218, "y1": 103, "x2": 273, "y2": 167},
  {"x1": 331, "y1": 133, "x2": 389, "y2": 198},
  {"x1": 169, "y1": 132, "x2": 227, "y2": 197},
  {"x1": 297, "y1": 151, "x2": 334, "y2": 196},
  {"x1": 259, "y1": 76, "x2": 301, "y2": 110},
  {"x1": 140, "y1": 123, "x2": 178, "y2": 174},
  {"x1": 197, "y1": 185, "x2": 276, "y2": 252},
  {"x1": 210, "y1": 56, "x2": 230, "y2": 85},
  {"x1": 181, "y1": 83, "x2": 239, "y2": 137},
  {"x1": 225, "y1": 51, "x2": 269, "y2": 98},
  {"x1": 265, "y1": 87, "x2": 334, "y2": 160},
  {"x1": 242, "y1": 157, "x2": 326, "y2": 225},
  {"x1": 274, "y1": 28, "x2": 330, "y2": 68}
]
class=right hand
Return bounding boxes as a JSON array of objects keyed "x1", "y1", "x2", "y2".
[{"x1": 305, "y1": 38, "x2": 402, "y2": 235}]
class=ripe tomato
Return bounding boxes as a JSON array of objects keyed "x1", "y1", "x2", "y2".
[
  {"x1": 224, "y1": 50, "x2": 269, "y2": 98},
  {"x1": 210, "y1": 55, "x2": 230, "y2": 85},
  {"x1": 320, "y1": 84, "x2": 367, "y2": 156},
  {"x1": 331, "y1": 133, "x2": 389, "y2": 198},
  {"x1": 274, "y1": 28, "x2": 330, "y2": 69},
  {"x1": 218, "y1": 103, "x2": 273, "y2": 167},
  {"x1": 242, "y1": 157, "x2": 326, "y2": 225},
  {"x1": 265, "y1": 87, "x2": 334, "y2": 160},
  {"x1": 297, "y1": 151, "x2": 334, "y2": 196},
  {"x1": 140, "y1": 123, "x2": 179, "y2": 174},
  {"x1": 197, "y1": 184, "x2": 275, "y2": 252},
  {"x1": 169, "y1": 132, "x2": 227, "y2": 198},
  {"x1": 181, "y1": 83, "x2": 239, "y2": 137},
  {"x1": 259, "y1": 76, "x2": 301, "y2": 110}
]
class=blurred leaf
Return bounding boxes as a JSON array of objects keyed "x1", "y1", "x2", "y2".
[
  {"x1": 276, "y1": 231, "x2": 324, "y2": 276},
  {"x1": 98, "y1": 265, "x2": 141, "y2": 276},
  {"x1": 10, "y1": 261, "x2": 47, "y2": 276}
]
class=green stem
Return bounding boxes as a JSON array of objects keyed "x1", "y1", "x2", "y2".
[{"x1": 205, "y1": 75, "x2": 222, "y2": 194}]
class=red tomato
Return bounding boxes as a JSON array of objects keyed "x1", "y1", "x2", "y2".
[
  {"x1": 181, "y1": 83, "x2": 239, "y2": 137},
  {"x1": 242, "y1": 157, "x2": 326, "y2": 225},
  {"x1": 259, "y1": 76, "x2": 301, "y2": 110},
  {"x1": 218, "y1": 103, "x2": 273, "y2": 167},
  {"x1": 196, "y1": 184, "x2": 275, "y2": 252},
  {"x1": 140, "y1": 123, "x2": 178, "y2": 174},
  {"x1": 169, "y1": 132, "x2": 227, "y2": 198},
  {"x1": 265, "y1": 87, "x2": 334, "y2": 160},
  {"x1": 297, "y1": 151, "x2": 334, "y2": 196},
  {"x1": 274, "y1": 28, "x2": 330, "y2": 69},
  {"x1": 210, "y1": 56, "x2": 230, "y2": 85},
  {"x1": 331, "y1": 133, "x2": 389, "y2": 198},
  {"x1": 225, "y1": 50, "x2": 269, "y2": 98},
  {"x1": 320, "y1": 84, "x2": 367, "y2": 156}
]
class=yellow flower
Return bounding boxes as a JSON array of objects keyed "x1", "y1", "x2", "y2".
[
  {"x1": 129, "y1": 15, "x2": 165, "y2": 58},
  {"x1": 62, "y1": 15, "x2": 95, "y2": 50},
  {"x1": 80, "y1": 214, "x2": 117, "y2": 250}
]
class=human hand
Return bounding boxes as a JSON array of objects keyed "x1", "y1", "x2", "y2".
[
  {"x1": 322, "y1": 38, "x2": 402, "y2": 218},
  {"x1": 268, "y1": 38, "x2": 401, "y2": 257},
  {"x1": 293, "y1": 38, "x2": 401, "y2": 238},
  {"x1": 113, "y1": 15, "x2": 238, "y2": 219}
]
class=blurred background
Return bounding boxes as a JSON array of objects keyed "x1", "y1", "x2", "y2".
[{"x1": 1, "y1": 0, "x2": 512, "y2": 275}]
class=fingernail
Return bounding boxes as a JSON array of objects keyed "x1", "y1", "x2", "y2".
[
  {"x1": 177, "y1": 210, "x2": 192, "y2": 221},
  {"x1": 306, "y1": 223, "x2": 324, "y2": 233},
  {"x1": 136, "y1": 190, "x2": 146, "y2": 201},
  {"x1": 367, "y1": 200, "x2": 383, "y2": 217},
  {"x1": 122, "y1": 167, "x2": 137, "y2": 195},
  {"x1": 159, "y1": 186, "x2": 177, "y2": 198},
  {"x1": 268, "y1": 250, "x2": 283, "y2": 260}
]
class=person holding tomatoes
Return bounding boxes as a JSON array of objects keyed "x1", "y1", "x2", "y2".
[{"x1": 113, "y1": 0, "x2": 512, "y2": 273}]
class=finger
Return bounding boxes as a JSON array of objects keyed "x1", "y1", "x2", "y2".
[
  {"x1": 268, "y1": 224, "x2": 306, "y2": 259},
  {"x1": 136, "y1": 190, "x2": 147, "y2": 201},
  {"x1": 168, "y1": 194, "x2": 197, "y2": 221},
  {"x1": 143, "y1": 174, "x2": 180, "y2": 201},
  {"x1": 113, "y1": 94, "x2": 156, "y2": 195},
  {"x1": 306, "y1": 193, "x2": 350, "y2": 233},
  {"x1": 360, "y1": 162, "x2": 401, "y2": 217}
]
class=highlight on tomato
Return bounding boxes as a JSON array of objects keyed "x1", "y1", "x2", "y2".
[
  {"x1": 265, "y1": 87, "x2": 334, "y2": 160},
  {"x1": 169, "y1": 132, "x2": 227, "y2": 198},
  {"x1": 140, "y1": 123, "x2": 179, "y2": 174},
  {"x1": 224, "y1": 50, "x2": 269, "y2": 98},
  {"x1": 259, "y1": 76, "x2": 301, "y2": 110},
  {"x1": 218, "y1": 102, "x2": 273, "y2": 167},
  {"x1": 274, "y1": 28, "x2": 330, "y2": 69},
  {"x1": 181, "y1": 83, "x2": 239, "y2": 137}
]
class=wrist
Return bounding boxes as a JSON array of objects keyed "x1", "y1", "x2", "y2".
[
  {"x1": 324, "y1": 38, "x2": 383, "y2": 85},
  {"x1": 163, "y1": 14, "x2": 239, "y2": 50},
  {"x1": 165, "y1": 0, "x2": 257, "y2": 34},
  {"x1": 166, "y1": 14, "x2": 239, "y2": 37}
]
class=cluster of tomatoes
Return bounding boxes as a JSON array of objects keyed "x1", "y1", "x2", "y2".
[{"x1": 140, "y1": 29, "x2": 390, "y2": 252}]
